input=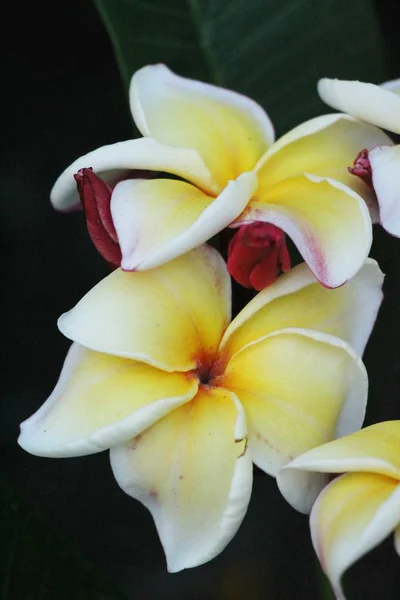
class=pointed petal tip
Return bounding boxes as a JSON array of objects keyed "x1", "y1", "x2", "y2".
[{"x1": 110, "y1": 389, "x2": 252, "y2": 574}]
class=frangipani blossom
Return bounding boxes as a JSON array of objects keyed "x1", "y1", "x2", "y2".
[
  {"x1": 51, "y1": 65, "x2": 390, "y2": 288},
  {"x1": 318, "y1": 77, "x2": 400, "y2": 236},
  {"x1": 278, "y1": 421, "x2": 400, "y2": 600},
  {"x1": 19, "y1": 246, "x2": 383, "y2": 572}
]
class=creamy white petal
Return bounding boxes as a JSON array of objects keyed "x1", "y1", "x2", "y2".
[
  {"x1": 381, "y1": 79, "x2": 400, "y2": 95},
  {"x1": 130, "y1": 64, "x2": 274, "y2": 187},
  {"x1": 18, "y1": 343, "x2": 198, "y2": 457},
  {"x1": 111, "y1": 172, "x2": 257, "y2": 271},
  {"x1": 110, "y1": 387, "x2": 252, "y2": 572},
  {"x1": 58, "y1": 246, "x2": 231, "y2": 372},
  {"x1": 220, "y1": 259, "x2": 383, "y2": 360},
  {"x1": 278, "y1": 420, "x2": 400, "y2": 514},
  {"x1": 310, "y1": 474, "x2": 400, "y2": 600},
  {"x1": 394, "y1": 525, "x2": 400, "y2": 556},
  {"x1": 50, "y1": 137, "x2": 217, "y2": 211},
  {"x1": 318, "y1": 78, "x2": 400, "y2": 134},
  {"x1": 223, "y1": 329, "x2": 367, "y2": 490},
  {"x1": 370, "y1": 144, "x2": 400, "y2": 236},
  {"x1": 235, "y1": 174, "x2": 372, "y2": 288}
]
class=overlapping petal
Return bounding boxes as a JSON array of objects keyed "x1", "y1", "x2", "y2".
[
  {"x1": 130, "y1": 64, "x2": 274, "y2": 188},
  {"x1": 310, "y1": 473, "x2": 400, "y2": 600},
  {"x1": 50, "y1": 137, "x2": 217, "y2": 212},
  {"x1": 111, "y1": 172, "x2": 257, "y2": 271},
  {"x1": 110, "y1": 387, "x2": 252, "y2": 572},
  {"x1": 278, "y1": 422, "x2": 400, "y2": 597},
  {"x1": 381, "y1": 79, "x2": 400, "y2": 95},
  {"x1": 254, "y1": 114, "x2": 391, "y2": 206},
  {"x1": 369, "y1": 145, "x2": 400, "y2": 237},
  {"x1": 280, "y1": 420, "x2": 400, "y2": 478},
  {"x1": 233, "y1": 174, "x2": 372, "y2": 287},
  {"x1": 220, "y1": 329, "x2": 367, "y2": 482},
  {"x1": 278, "y1": 420, "x2": 400, "y2": 513},
  {"x1": 318, "y1": 78, "x2": 400, "y2": 134},
  {"x1": 18, "y1": 343, "x2": 198, "y2": 457},
  {"x1": 220, "y1": 259, "x2": 383, "y2": 361},
  {"x1": 58, "y1": 246, "x2": 231, "y2": 372},
  {"x1": 395, "y1": 525, "x2": 400, "y2": 556}
]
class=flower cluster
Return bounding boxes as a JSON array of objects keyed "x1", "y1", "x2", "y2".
[{"x1": 19, "y1": 67, "x2": 400, "y2": 597}]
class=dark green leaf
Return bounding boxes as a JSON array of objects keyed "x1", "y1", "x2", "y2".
[{"x1": 93, "y1": 0, "x2": 387, "y2": 134}]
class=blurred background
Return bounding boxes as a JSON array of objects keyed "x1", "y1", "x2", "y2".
[{"x1": 1, "y1": 1, "x2": 399, "y2": 598}]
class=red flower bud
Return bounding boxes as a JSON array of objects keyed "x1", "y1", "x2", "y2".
[
  {"x1": 348, "y1": 149, "x2": 373, "y2": 187},
  {"x1": 227, "y1": 222, "x2": 291, "y2": 291},
  {"x1": 74, "y1": 168, "x2": 122, "y2": 267}
]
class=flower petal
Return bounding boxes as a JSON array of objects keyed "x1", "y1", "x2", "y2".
[
  {"x1": 255, "y1": 114, "x2": 391, "y2": 217},
  {"x1": 233, "y1": 174, "x2": 372, "y2": 288},
  {"x1": 111, "y1": 172, "x2": 257, "y2": 271},
  {"x1": 381, "y1": 79, "x2": 400, "y2": 95},
  {"x1": 278, "y1": 420, "x2": 400, "y2": 513},
  {"x1": 130, "y1": 64, "x2": 274, "y2": 188},
  {"x1": 281, "y1": 421, "x2": 400, "y2": 478},
  {"x1": 220, "y1": 329, "x2": 367, "y2": 482},
  {"x1": 318, "y1": 78, "x2": 400, "y2": 134},
  {"x1": 221, "y1": 259, "x2": 383, "y2": 361},
  {"x1": 369, "y1": 144, "x2": 400, "y2": 236},
  {"x1": 18, "y1": 343, "x2": 198, "y2": 457},
  {"x1": 395, "y1": 525, "x2": 400, "y2": 556},
  {"x1": 255, "y1": 114, "x2": 391, "y2": 183},
  {"x1": 310, "y1": 473, "x2": 400, "y2": 600},
  {"x1": 110, "y1": 386, "x2": 252, "y2": 572},
  {"x1": 58, "y1": 246, "x2": 231, "y2": 372},
  {"x1": 50, "y1": 137, "x2": 217, "y2": 212}
]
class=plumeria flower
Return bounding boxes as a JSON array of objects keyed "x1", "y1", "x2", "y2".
[
  {"x1": 51, "y1": 64, "x2": 390, "y2": 289},
  {"x1": 19, "y1": 246, "x2": 383, "y2": 571},
  {"x1": 278, "y1": 421, "x2": 400, "y2": 600},
  {"x1": 318, "y1": 77, "x2": 400, "y2": 236}
]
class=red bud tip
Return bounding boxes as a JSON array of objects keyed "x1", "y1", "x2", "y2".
[
  {"x1": 227, "y1": 222, "x2": 291, "y2": 291},
  {"x1": 74, "y1": 168, "x2": 122, "y2": 267},
  {"x1": 348, "y1": 149, "x2": 373, "y2": 187}
]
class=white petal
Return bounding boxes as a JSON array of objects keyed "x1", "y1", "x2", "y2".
[
  {"x1": 130, "y1": 64, "x2": 274, "y2": 187},
  {"x1": 236, "y1": 174, "x2": 372, "y2": 289},
  {"x1": 318, "y1": 78, "x2": 400, "y2": 134},
  {"x1": 112, "y1": 171, "x2": 257, "y2": 271},
  {"x1": 254, "y1": 113, "x2": 391, "y2": 224},
  {"x1": 381, "y1": 79, "x2": 400, "y2": 95},
  {"x1": 221, "y1": 258, "x2": 384, "y2": 360},
  {"x1": 110, "y1": 387, "x2": 252, "y2": 572},
  {"x1": 394, "y1": 525, "x2": 400, "y2": 556},
  {"x1": 18, "y1": 343, "x2": 198, "y2": 457},
  {"x1": 50, "y1": 137, "x2": 216, "y2": 211},
  {"x1": 369, "y1": 144, "x2": 400, "y2": 237},
  {"x1": 223, "y1": 328, "x2": 367, "y2": 485},
  {"x1": 310, "y1": 474, "x2": 400, "y2": 599},
  {"x1": 57, "y1": 246, "x2": 232, "y2": 373}
]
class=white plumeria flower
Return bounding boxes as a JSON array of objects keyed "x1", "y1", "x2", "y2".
[
  {"x1": 19, "y1": 246, "x2": 383, "y2": 572},
  {"x1": 51, "y1": 65, "x2": 390, "y2": 288},
  {"x1": 318, "y1": 77, "x2": 400, "y2": 236},
  {"x1": 278, "y1": 421, "x2": 400, "y2": 600}
]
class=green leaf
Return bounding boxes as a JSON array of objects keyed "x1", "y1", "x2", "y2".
[
  {"x1": 0, "y1": 474, "x2": 127, "y2": 600},
  {"x1": 93, "y1": 0, "x2": 387, "y2": 134}
]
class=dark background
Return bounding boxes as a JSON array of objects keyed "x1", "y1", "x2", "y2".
[{"x1": 1, "y1": 1, "x2": 400, "y2": 598}]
